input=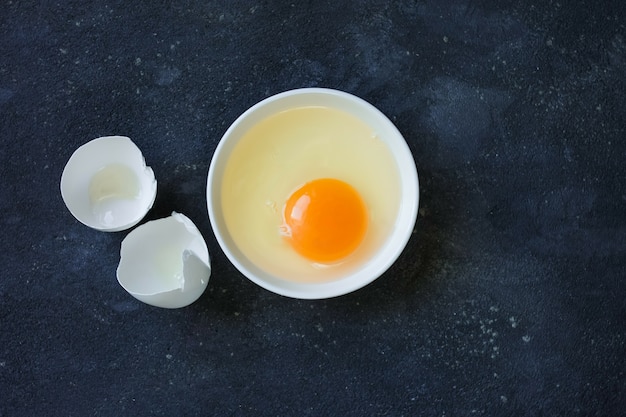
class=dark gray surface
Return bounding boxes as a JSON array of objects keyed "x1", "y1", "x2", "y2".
[{"x1": 1, "y1": 1, "x2": 625, "y2": 416}]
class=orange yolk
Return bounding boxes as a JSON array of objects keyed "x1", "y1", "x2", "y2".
[{"x1": 281, "y1": 178, "x2": 367, "y2": 263}]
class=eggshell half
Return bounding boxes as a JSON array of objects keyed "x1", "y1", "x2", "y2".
[
  {"x1": 116, "y1": 212, "x2": 211, "y2": 309},
  {"x1": 60, "y1": 136, "x2": 157, "y2": 232}
]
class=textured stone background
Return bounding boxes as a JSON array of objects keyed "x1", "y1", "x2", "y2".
[{"x1": 1, "y1": 1, "x2": 624, "y2": 415}]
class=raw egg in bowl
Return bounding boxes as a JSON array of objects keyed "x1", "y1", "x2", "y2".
[{"x1": 207, "y1": 88, "x2": 419, "y2": 299}]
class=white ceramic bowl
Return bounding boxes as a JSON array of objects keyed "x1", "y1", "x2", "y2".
[{"x1": 207, "y1": 88, "x2": 419, "y2": 299}]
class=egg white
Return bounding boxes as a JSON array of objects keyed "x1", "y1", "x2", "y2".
[{"x1": 222, "y1": 106, "x2": 400, "y2": 283}]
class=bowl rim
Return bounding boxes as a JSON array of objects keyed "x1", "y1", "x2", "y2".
[{"x1": 206, "y1": 87, "x2": 419, "y2": 299}]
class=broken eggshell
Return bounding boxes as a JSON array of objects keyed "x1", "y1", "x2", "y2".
[
  {"x1": 60, "y1": 136, "x2": 157, "y2": 232},
  {"x1": 116, "y1": 212, "x2": 211, "y2": 309}
]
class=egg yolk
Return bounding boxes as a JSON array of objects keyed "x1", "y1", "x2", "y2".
[{"x1": 281, "y1": 178, "x2": 367, "y2": 263}]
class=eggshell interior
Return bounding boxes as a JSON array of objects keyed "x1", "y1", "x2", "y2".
[
  {"x1": 60, "y1": 136, "x2": 157, "y2": 232},
  {"x1": 116, "y1": 212, "x2": 211, "y2": 309}
]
